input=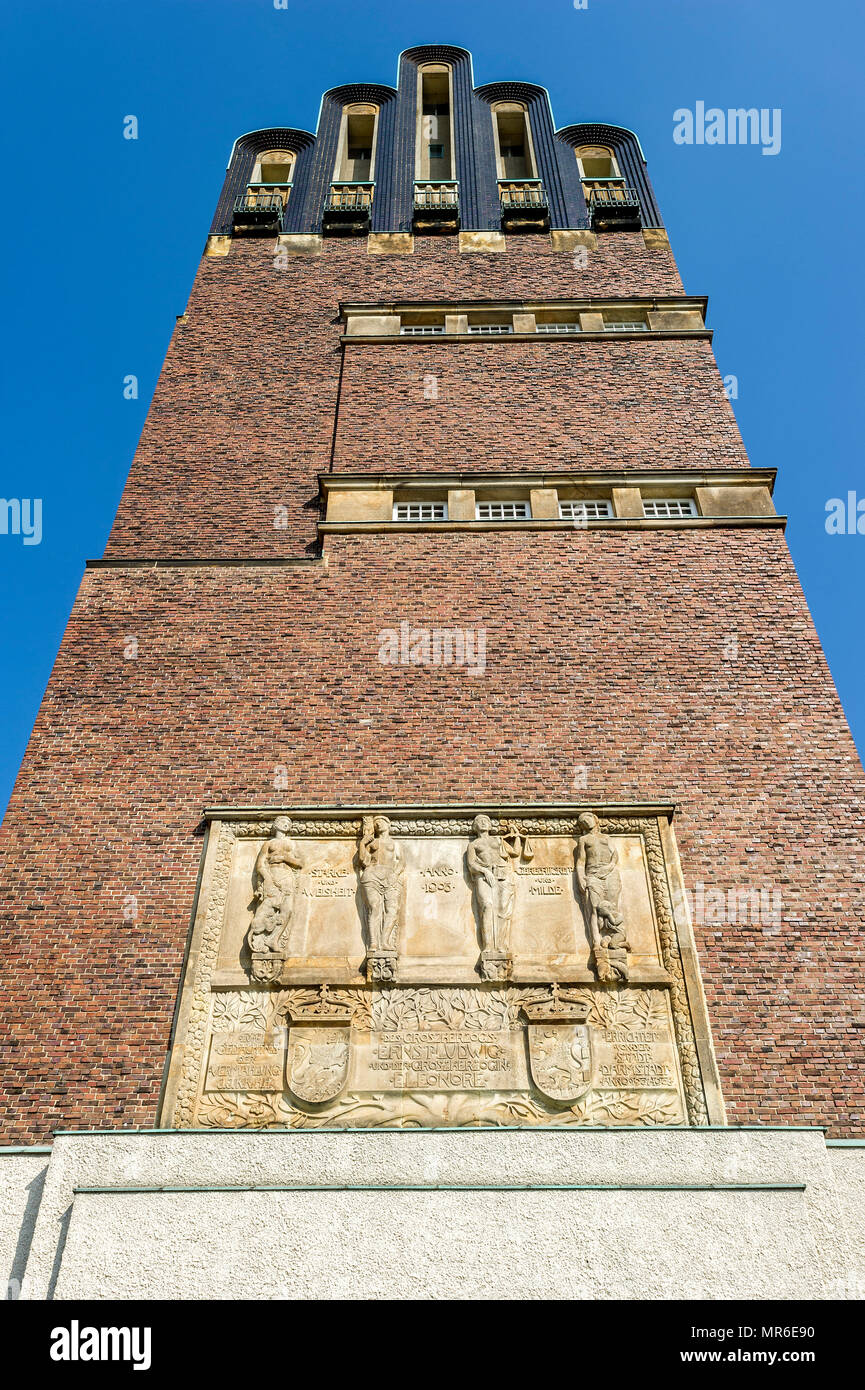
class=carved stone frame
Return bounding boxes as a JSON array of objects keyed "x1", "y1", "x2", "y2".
[{"x1": 159, "y1": 804, "x2": 726, "y2": 1129}]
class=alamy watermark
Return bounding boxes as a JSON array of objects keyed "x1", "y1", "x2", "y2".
[
  {"x1": 377, "y1": 621, "x2": 486, "y2": 676},
  {"x1": 1, "y1": 498, "x2": 41, "y2": 545},
  {"x1": 825, "y1": 492, "x2": 865, "y2": 534},
  {"x1": 50, "y1": 1322, "x2": 151, "y2": 1370},
  {"x1": 674, "y1": 882, "x2": 783, "y2": 933},
  {"x1": 674, "y1": 103, "x2": 781, "y2": 156}
]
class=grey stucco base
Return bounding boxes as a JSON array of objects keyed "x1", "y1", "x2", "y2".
[{"x1": 2, "y1": 1128, "x2": 863, "y2": 1300}]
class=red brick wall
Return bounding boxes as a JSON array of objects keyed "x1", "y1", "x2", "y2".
[
  {"x1": 1, "y1": 233, "x2": 862, "y2": 1143},
  {"x1": 1, "y1": 530, "x2": 863, "y2": 1141},
  {"x1": 334, "y1": 338, "x2": 742, "y2": 474},
  {"x1": 103, "y1": 233, "x2": 743, "y2": 560}
]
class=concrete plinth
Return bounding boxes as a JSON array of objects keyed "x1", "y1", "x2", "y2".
[{"x1": 3, "y1": 1128, "x2": 862, "y2": 1300}]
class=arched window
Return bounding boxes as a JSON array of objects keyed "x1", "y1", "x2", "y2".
[
  {"x1": 335, "y1": 105, "x2": 379, "y2": 182},
  {"x1": 574, "y1": 145, "x2": 621, "y2": 181},
  {"x1": 416, "y1": 65, "x2": 453, "y2": 180},
  {"x1": 234, "y1": 148, "x2": 295, "y2": 229},
  {"x1": 248, "y1": 149, "x2": 295, "y2": 208},
  {"x1": 492, "y1": 104, "x2": 536, "y2": 180},
  {"x1": 574, "y1": 144, "x2": 637, "y2": 225},
  {"x1": 252, "y1": 149, "x2": 296, "y2": 185}
]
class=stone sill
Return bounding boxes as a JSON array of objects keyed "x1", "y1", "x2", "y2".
[
  {"x1": 71, "y1": 1182, "x2": 806, "y2": 1194},
  {"x1": 320, "y1": 516, "x2": 788, "y2": 534},
  {"x1": 321, "y1": 468, "x2": 776, "y2": 492},
  {"x1": 340, "y1": 329, "x2": 714, "y2": 345},
  {"x1": 52, "y1": 1125, "x2": 828, "y2": 1136},
  {"x1": 204, "y1": 799, "x2": 677, "y2": 820}
]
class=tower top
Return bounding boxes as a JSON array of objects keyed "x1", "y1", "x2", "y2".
[{"x1": 215, "y1": 43, "x2": 662, "y2": 239}]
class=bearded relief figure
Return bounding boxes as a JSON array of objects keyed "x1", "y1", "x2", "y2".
[
  {"x1": 466, "y1": 815, "x2": 524, "y2": 980},
  {"x1": 575, "y1": 812, "x2": 630, "y2": 982},
  {"x1": 358, "y1": 815, "x2": 404, "y2": 981},
  {"x1": 247, "y1": 816, "x2": 303, "y2": 982}
]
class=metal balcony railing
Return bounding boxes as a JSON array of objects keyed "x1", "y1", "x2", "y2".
[
  {"x1": 414, "y1": 181, "x2": 459, "y2": 211},
  {"x1": 585, "y1": 181, "x2": 642, "y2": 231},
  {"x1": 498, "y1": 179, "x2": 550, "y2": 231},
  {"x1": 413, "y1": 180, "x2": 460, "y2": 232},
  {"x1": 323, "y1": 182, "x2": 374, "y2": 234},
  {"x1": 325, "y1": 183, "x2": 374, "y2": 212},
  {"x1": 232, "y1": 186, "x2": 289, "y2": 233},
  {"x1": 499, "y1": 179, "x2": 549, "y2": 210}
]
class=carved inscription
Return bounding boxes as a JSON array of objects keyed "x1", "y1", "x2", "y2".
[
  {"x1": 303, "y1": 867, "x2": 354, "y2": 899},
  {"x1": 366, "y1": 1028, "x2": 517, "y2": 1090},
  {"x1": 596, "y1": 1028, "x2": 677, "y2": 1089},
  {"x1": 516, "y1": 864, "x2": 570, "y2": 896},
  {"x1": 205, "y1": 1029, "x2": 284, "y2": 1093}
]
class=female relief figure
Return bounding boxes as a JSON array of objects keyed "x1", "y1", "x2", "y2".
[
  {"x1": 358, "y1": 815, "x2": 404, "y2": 979},
  {"x1": 575, "y1": 813, "x2": 629, "y2": 982},
  {"x1": 466, "y1": 815, "x2": 523, "y2": 980},
  {"x1": 248, "y1": 816, "x2": 303, "y2": 979}
]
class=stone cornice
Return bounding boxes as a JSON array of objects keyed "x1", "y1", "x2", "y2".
[
  {"x1": 319, "y1": 468, "x2": 777, "y2": 495},
  {"x1": 320, "y1": 516, "x2": 787, "y2": 533}
]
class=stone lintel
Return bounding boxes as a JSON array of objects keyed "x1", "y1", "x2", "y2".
[
  {"x1": 458, "y1": 231, "x2": 507, "y2": 254},
  {"x1": 204, "y1": 235, "x2": 232, "y2": 258},
  {"x1": 368, "y1": 232, "x2": 414, "y2": 255},
  {"x1": 551, "y1": 229, "x2": 598, "y2": 253},
  {"x1": 276, "y1": 234, "x2": 323, "y2": 257}
]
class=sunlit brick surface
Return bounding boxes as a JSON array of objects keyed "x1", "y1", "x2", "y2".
[{"x1": 1, "y1": 232, "x2": 862, "y2": 1144}]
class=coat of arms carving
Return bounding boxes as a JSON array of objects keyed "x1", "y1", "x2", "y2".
[
  {"x1": 285, "y1": 990, "x2": 352, "y2": 1104},
  {"x1": 522, "y1": 989, "x2": 595, "y2": 1104}
]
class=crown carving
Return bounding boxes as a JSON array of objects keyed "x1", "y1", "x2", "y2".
[
  {"x1": 285, "y1": 984, "x2": 353, "y2": 1025},
  {"x1": 520, "y1": 984, "x2": 591, "y2": 1025}
]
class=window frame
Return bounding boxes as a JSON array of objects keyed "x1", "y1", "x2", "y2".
[
  {"x1": 558, "y1": 499, "x2": 614, "y2": 520},
  {"x1": 393, "y1": 501, "x2": 449, "y2": 522},
  {"x1": 475, "y1": 500, "x2": 531, "y2": 521},
  {"x1": 641, "y1": 498, "x2": 698, "y2": 519},
  {"x1": 491, "y1": 102, "x2": 538, "y2": 181},
  {"x1": 334, "y1": 104, "x2": 380, "y2": 183}
]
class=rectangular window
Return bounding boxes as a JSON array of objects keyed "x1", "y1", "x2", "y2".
[
  {"x1": 475, "y1": 501, "x2": 531, "y2": 520},
  {"x1": 423, "y1": 102, "x2": 448, "y2": 116},
  {"x1": 428, "y1": 143, "x2": 445, "y2": 160},
  {"x1": 604, "y1": 321, "x2": 649, "y2": 332},
  {"x1": 500, "y1": 145, "x2": 525, "y2": 159},
  {"x1": 558, "y1": 500, "x2": 614, "y2": 520},
  {"x1": 467, "y1": 324, "x2": 513, "y2": 335},
  {"x1": 642, "y1": 498, "x2": 698, "y2": 518},
  {"x1": 400, "y1": 325, "x2": 446, "y2": 336},
  {"x1": 536, "y1": 322, "x2": 581, "y2": 334},
  {"x1": 393, "y1": 502, "x2": 448, "y2": 521},
  {"x1": 348, "y1": 146, "x2": 372, "y2": 161}
]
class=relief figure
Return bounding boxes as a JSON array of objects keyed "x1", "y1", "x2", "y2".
[
  {"x1": 467, "y1": 815, "x2": 524, "y2": 979},
  {"x1": 358, "y1": 815, "x2": 404, "y2": 979},
  {"x1": 248, "y1": 816, "x2": 303, "y2": 958},
  {"x1": 575, "y1": 813, "x2": 630, "y2": 981}
]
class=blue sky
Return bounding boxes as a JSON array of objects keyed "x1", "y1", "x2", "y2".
[{"x1": 1, "y1": 0, "x2": 863, "y2": 818}]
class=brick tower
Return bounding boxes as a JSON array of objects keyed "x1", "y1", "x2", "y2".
[{"x1": 2, "y1": 46, "x2": 863, "y2": 1300}]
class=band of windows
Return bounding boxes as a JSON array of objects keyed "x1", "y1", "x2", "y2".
[
  {"x1": 390, "y1": 497, "x2": 701, "y2": 523},
  {"x1": 353, "y1": 300, "x2": 708, "y2": 339}
]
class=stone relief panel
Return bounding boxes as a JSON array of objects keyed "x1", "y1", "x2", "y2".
[{"x1": 163, "y1": 807, "x2": 724, "y2": 1131}]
